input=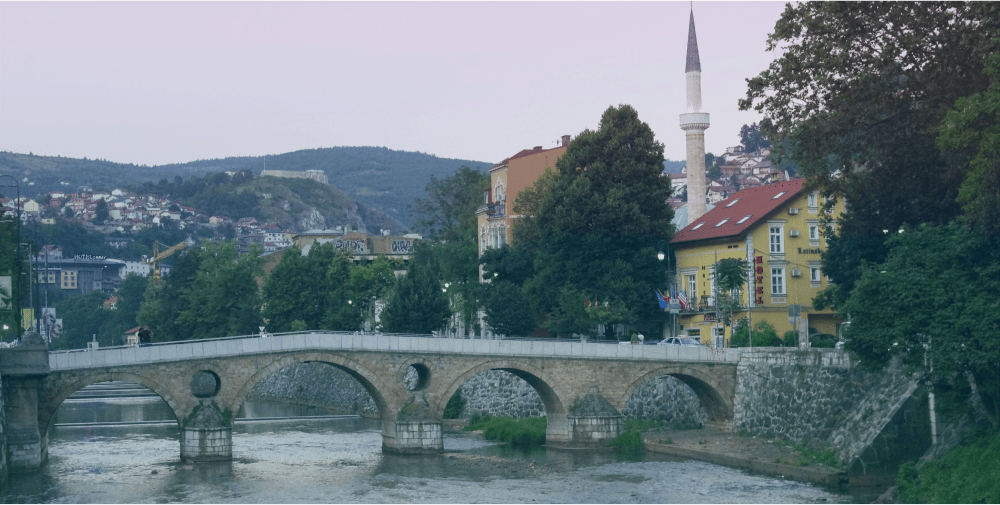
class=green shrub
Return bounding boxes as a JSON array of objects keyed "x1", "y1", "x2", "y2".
[
  {"x1": 730, "y1": 320, "x2": 783, "y2": 347},
  {"x1": 465, "y1": 415, "x2": 546, "y2": 447},
  {"x1": 611, "y1": 429, "x2": 643, "y2": 453},
  {"x1": 783, "y1": 330, "x2": 798, "y2": 347},
  {"x1": 443, "y1": 390, "x2": 466, "y2": 419},
  {"x1": 897, "y1": 430, "x2": 1000, "y2": 503}
]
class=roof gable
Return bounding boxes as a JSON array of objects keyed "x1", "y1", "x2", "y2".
[{"x1": 671, "y1": 179, "x2": 805, "y2": 244}]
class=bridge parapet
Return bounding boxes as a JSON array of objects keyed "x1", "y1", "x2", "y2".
[{"x1": 49, "y1": 332, "x2": 743, "y2": 371}]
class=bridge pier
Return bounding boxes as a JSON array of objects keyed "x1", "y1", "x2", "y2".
[
  {"x1": 383, "y1": 392, "x2": 443, "y2": 454},
  {"x1": 179, "y1": 400, "x2": 233, "y2": 462},
  {"x1": 0, "y1": 332, "x2": 51, "y2": 473},
  {"x1": 546, "y1": 387, "x2": 624, "y2": 448}
]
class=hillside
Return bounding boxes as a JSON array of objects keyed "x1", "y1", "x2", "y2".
[{"x1": 0, "y1": 146, "x2": 494, "y2": 227}]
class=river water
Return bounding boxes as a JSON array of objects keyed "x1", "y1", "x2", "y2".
[{"x1": 3, "y1": 384, "x2": 851, "y2": 504}]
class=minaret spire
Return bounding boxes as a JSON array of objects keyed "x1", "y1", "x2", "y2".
[{"x1": 680, "y1": 4, "x2": 710, "y2": 223}]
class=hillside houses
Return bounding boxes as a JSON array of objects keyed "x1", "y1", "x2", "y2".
[{"x1": 668, "y1": 145, "x2": 787, "y2": 206}]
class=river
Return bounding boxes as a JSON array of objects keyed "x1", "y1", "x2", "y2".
[{"x1": 2, "y1": 383, "x2": 851, "y2": 503}]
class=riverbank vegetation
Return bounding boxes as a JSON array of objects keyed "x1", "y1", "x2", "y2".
[
  {"x1": 464, "y1": 414, "x2": 546, "y2": 447},
  {"x1": 896, "y1": 429, "x2": 1000, "y2": 504}
]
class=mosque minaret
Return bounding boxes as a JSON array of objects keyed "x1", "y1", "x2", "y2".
[{"x1": 680, "y1": 7, "x2": 710, "y2": 223}]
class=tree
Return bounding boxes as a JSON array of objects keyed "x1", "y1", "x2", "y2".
[
  {"x1": 174, "y1": 241, "x2": 265, "y2": 340},
  {"x1": 740, "y1": 3, "x2": 1000, "y2": 301},
  {"x1": 411, "y1": 166, "x2": 489, "y2": 242},
  {"x1": 937, "y1": 53, "x2": 1000, "y2": 237},
  {"x1": 93, "y1": 199, "x2": 110, "y2": 224},
  {"x1": 517, "y1": 104, "x2": 674, "y2": 328},
  {"x1": 729, "y1": 319, "x2": 782, "y2": 348},
  {"x1": 482, "y1": 281, "x2": 536, "y2": 338},
  {"x1": 411, "y1": 166, "x2": 490, "y2": 335},
  {"x1": 380, "y1": 257, "x2": 449, "y2": 334},
  {"x1": 840, "y1": 223, "x2": 1000, "y2": 428},
  {"x1": 738, "y1": 123, "x2": 770, "y2": 155},
  {"x1": 262, "y1": 245, "x2": 338, "y2": 331},
  {"x1": 713, "y1": 258, "x2": 748, "y2": 331}
]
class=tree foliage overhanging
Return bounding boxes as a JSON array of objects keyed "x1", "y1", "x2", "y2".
[{"x1": 740, "y1": 2, "x2": 1000, "y2": 436}]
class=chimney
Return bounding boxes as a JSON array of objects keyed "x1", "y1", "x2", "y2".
[{"x1": 562, "y1": 135, "x2": 571, "y2": 147}]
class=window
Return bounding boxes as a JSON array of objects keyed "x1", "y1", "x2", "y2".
[
  {"x1": 498, "y1": 225, "x2": 508, "y2": 246},
  {"x1": 685, "y1": 274, "x2": 697, "y2": 302},
  {"x1": 494, "y1": 182, "x2": 505, "y2": 202},
  {"x1": 771, "y1": 267, "x2": 785, "y2": 295},
  {"x1": 691, "y1": 223, "x2": 704, "y2": 230},
  {"x1": 810, "y1": 266, "x2": 821, "y2": 282},
  {"x1": 480, "y1": 225, "x2": 487, "y2": 252},
  {"x1": 725, "y1": 198, "x2": 740, "y2": 208},
  {"x1": 808, "y1": 192, "x2": 818, "y2": 208},
  {"x1": 809, "y1": 223, "x2": 819, "y2": 243},
  {"x1": 714, "y1": 218, "x2": 729, "y2": 227},
  {"x1": 769, "y1": 226, "x2": 784, "y2": 253},
  {"x1": 737, "y1": 215, "x2": 752, "y2": 224},
  {"x1": 772, "y1": 191, "x2": 787, "y2": 200}
]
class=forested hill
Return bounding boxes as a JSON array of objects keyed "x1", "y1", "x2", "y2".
[{"x1": 0, "y1": 147, "x2": 494, "y2": 227}]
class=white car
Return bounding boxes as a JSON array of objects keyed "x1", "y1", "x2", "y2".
[{"x1": 658, "y1": 337, "x2": 704, "y2": 347}]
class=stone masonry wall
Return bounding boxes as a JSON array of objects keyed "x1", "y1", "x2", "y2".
[
  {"x1": 249, "y1": 362, "x2": 706, "y2": 425},
  {"x1": 734, "y1": 348, "x2": 923, "y2": 464}
]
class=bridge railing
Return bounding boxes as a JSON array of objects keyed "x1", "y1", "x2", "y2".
[{"x1": 48, "y1": 331, "x2": 743, "y2": 371}]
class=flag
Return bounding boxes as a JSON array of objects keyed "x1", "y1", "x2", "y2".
[
  {"x1": 656, "y1": 290, "x2": 670, "y2": 309},
  {"x1": 677, "y1": 289, "x2": 690, "y2": 311}
]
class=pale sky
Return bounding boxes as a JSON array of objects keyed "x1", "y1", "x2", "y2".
[{"x1": 1, "y1": 1, "x2": 789, "y2": 167}]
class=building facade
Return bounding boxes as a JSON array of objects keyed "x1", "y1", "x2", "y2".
[
  {"x1": 670, "y1": 179, "x2": 844, "y2": 347},
  {"x1": 476, "y1": 136, "x2": 570, "y2": 263}
]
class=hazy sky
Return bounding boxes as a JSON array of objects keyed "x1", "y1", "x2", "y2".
[{"x1": 1, "y1": 1, "x2": 789, "y2": 167}]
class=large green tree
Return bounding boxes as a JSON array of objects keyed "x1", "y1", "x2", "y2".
[
  {"x1": 411, "y1": 166, "x2": 490, "y2": 335},
  {"x1": 380, "y1": 245, "x2": 450, "y2": 334},
  {"x1": 840, "y1": 223, "x2": 1000, "y2": 428},
  {"x1": 516, "y1": 104, "x2": 674, "y2": 330},
  {"x1": 481, "y1": 281, "x2": 536, "y2": 338},
  {"x1": 740, "y1": 2, "x2": 1000, "y2": 304},
  {"x1": 174, "y1": 241, "x2": 265, "y2": 340},
  {"x1": 262, "y1": 245, "x2": 339, "y2": 331},
  {"x1": 937, "y1": 53, "x2": 1000, "y2": 237}
]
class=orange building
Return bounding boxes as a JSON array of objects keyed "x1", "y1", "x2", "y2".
[{"x1": 476, "y1": 135, "x2": 571, "y2": 264}]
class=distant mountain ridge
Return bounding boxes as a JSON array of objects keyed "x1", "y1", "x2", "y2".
[{"x1": 0, "y1": 147, "x2": 494, "y2": 227}]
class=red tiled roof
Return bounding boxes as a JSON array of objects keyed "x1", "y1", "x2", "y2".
[
  {"x1": 671, "y1": 179, "x2": 805, "y2": 244},
  {"x1": 509, "y1": 145, "x2": 562, "y2": 161}
]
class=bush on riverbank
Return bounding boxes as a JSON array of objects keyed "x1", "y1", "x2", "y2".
[
  {"x1": 465, "y1": 414, "x2": 546, "y2": 447},
  {"x1": 896, "y1": 429, "x2": 1000, "y2": 503}
]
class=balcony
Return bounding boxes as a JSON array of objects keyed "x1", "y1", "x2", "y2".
[{"x1": 488, "y1": 202, "x2": 506, "y2": 218}]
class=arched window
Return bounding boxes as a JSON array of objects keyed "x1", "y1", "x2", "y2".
[
  {"x1": 480, "y1": 225, "x2": 487, "y2": 253},
  {"x1": 494, "y1": 182, "x2": 505, "y2": 202}
]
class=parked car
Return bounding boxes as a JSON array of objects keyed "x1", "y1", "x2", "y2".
[{"x1": 658, "y1": 337, "x2": 704, "y2": 347}]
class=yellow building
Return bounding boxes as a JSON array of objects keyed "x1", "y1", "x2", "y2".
[{"x1": 670, "y1": 179, "x2": 844, "y2": 347}]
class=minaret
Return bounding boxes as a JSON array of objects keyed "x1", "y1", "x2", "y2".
[{"x1": 680, "y1": 7, "x2": 710, "y2": 223}]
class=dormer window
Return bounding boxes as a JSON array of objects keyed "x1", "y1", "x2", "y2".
[
  {"x1": 725, "y1": 198, "x2": 740, "y2": 208},
  {"x1": 737, "y1": 215, "x2": 752, "y2": 224},
  {"x1": 691, "y1": 223, "x2": 705, "y2": 230},
  {"x1": 772, "y1": 191, "x2": 787, "y2": 200},
  {"x1": 714, "y1": 218, "x2": 729, "y2": 227}
]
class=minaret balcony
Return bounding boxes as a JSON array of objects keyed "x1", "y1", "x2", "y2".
[{"x1": 680, "y1": 113, "x2": 711, "y2": 129}]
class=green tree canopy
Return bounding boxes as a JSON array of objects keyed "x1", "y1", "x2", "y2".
[
  {"x1": 516, "y1": 104, "x2": 674, "y2": 328},
  {"x1": 740, "y1": 2, "x2": 1000, "y2": 304},
  {"x1": 481, "y1": 281, "x2": 536, "y2": 338},
  {"x1": 841, "y1": 223, "x2": 1000, "y2": 428},
  {"x1": 380, "y1": 244, "x2": 450, "y2": 334}
]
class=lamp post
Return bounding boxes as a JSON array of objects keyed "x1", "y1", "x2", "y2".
[{"x1": 657, "y1": 241, "x2": 678, "y2": 340}]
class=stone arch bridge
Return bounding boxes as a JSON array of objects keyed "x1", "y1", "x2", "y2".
[{"x1": 3, "y1": 333, "x2": 740, "y2": 471}]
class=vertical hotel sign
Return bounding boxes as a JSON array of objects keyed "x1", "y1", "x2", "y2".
[{"x1": 754, "y1": 255, "x2": 764, "y2": 305}]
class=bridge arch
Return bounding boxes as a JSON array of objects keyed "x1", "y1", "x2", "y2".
[
  {"x1": 435, "y1": 359, "x2": 566, "y2": 419},
  {"x1": 229, "y1": 351, "x2": 401, "y2": 434},
  {"x1": 39, "y1": 371, "x2": 181, "y2": 433},
  {"x1": 614, "y1": 365, "x2": 733, "y2": 425}
]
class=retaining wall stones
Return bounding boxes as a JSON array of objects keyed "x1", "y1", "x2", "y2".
[{"x1": 733, "y1": 348, "x2": 928, "y2": 467}]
